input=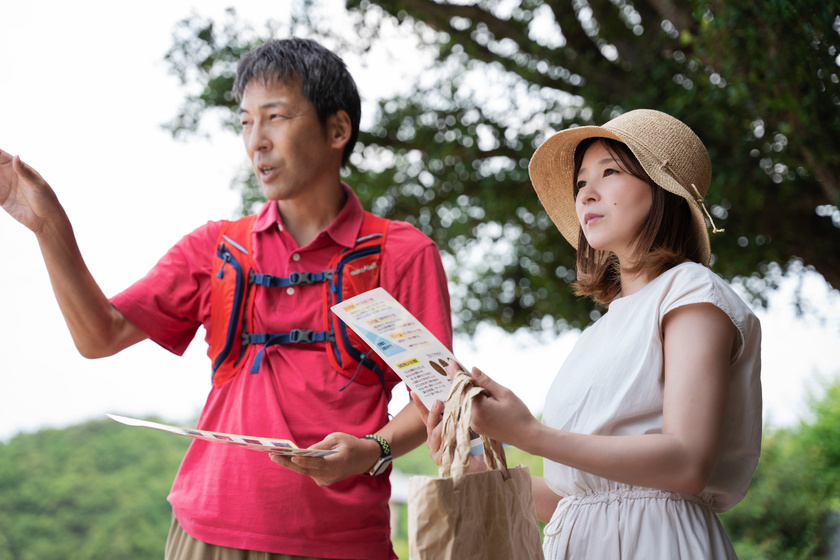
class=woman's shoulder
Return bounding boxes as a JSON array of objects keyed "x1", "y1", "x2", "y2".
[
  {"x1": 658, "y1": 261, "x2": 759, "y2": 331},
  {"x1": 667, "y1": 262, "x2": 745, "y2": 298},
  {"x1": 663, "y1": 260, "x2": 716, "y2": 284}
]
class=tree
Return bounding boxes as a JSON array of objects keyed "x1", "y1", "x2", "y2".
[{"x1": 163, "y1": 0, "x2": 840, "y2": 335}]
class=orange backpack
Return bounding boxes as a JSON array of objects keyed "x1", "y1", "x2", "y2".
[{"x1": 209, "y1": 212, "x2": 391, "y2": 390}]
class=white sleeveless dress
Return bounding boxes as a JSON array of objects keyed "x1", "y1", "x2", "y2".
[{"x1": 541, "y1": 262, "x2": 762, "y2": 559}]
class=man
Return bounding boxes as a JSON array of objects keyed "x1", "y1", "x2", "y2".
[{"x1": 0, "y1": 38, "x2": 452, "y2": 560}]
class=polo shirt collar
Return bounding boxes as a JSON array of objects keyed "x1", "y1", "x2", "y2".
[{"x1": 250, "y1": 183, "x2": 364, "y2": 249}]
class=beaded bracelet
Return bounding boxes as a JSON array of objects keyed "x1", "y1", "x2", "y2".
[{"x1": 363, "y1": 434, "x2": 391, "y2": 456}]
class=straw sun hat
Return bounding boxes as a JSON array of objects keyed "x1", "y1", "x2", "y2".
[{"x1": 528, "y1": 109, "x2": 719, "y2": 266}]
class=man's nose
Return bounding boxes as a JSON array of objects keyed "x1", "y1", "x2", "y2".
[{"x1": 246, "y1": 123, "x2": 271, "y2": 152}]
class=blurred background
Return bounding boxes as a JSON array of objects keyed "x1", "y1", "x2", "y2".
[{"x1": 1, "y1": 1, "x2": 838, "y2": 558}]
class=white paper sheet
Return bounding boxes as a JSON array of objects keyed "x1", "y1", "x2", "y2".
[
  {"x1": 331, "y1": 287, "x2": 461, "y2": 408},
  {"x1": 106, "y1": 414, "x2": 336, "y2": 457}
]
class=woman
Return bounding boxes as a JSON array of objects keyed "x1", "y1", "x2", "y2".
[{"x1": 417, "y1": 109, "x2": 762, "y2": 558}]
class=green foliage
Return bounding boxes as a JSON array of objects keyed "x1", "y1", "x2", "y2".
[
  {"x1": 801, "y1": 379, "x2": 840, "y2": 506},
  {"x1": 162, "y1": 0, "x2": 840, "y2": 337},
  {"x1": 721, "y1": 429, "x2": 825, "y2": 559},
  {"x1": 393, "y1": 439, "x2": 440, "y2": 476},
  {"x1": 0, "y1": 418, "x2": 188, "y2": 560},
  {"x1": 721, "y1": 376, "x2": 840, "y2": 559},
  {"x1": 504, "y1": 445, "x2": 544, "y2": 477}
]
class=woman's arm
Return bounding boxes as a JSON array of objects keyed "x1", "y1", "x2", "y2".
[
  {"x1": 532, "y1": 475, "x2": 562, "y2": 522},
  {"x1": 470, "y1": 302, "x2": 737, "y2": 495}
]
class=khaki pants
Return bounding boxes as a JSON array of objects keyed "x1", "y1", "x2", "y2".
[{"x1": 165, "y1": 515, "x2": 356, "y2": 560}]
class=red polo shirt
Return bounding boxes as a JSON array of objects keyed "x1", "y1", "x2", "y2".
[{"x1": 111, "y1": 185, "x2": 452, "y2": 559}]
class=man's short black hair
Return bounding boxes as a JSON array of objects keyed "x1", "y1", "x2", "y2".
[{"x1": 234, "y1": 38, "x2": 361, "y2": 167}]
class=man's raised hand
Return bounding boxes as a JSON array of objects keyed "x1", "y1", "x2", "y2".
[{"x1": 0, "y1": 149, "x2": 62, "y2": 234}]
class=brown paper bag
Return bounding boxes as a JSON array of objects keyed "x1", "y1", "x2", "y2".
[{"x1": 408, "y1": 372, "x2": 545, "y2": 560}]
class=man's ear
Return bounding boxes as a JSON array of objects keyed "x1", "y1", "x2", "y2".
[{"x1": 328, "y1": 110, "x2": 352, "y2": 150}]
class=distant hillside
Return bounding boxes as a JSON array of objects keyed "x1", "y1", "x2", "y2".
[{"x1": 0, "y1": 417, "x2": 188, "y2": 559}]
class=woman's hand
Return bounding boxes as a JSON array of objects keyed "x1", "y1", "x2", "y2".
[
  {"x1": 411, "y1": 389, "x2": 489, "y2": 473},
  {"x1": 469, "y1": 367, "x2": 541, "y2": 450}
]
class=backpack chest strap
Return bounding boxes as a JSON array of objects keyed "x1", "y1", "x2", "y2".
[
  {"x1": 246, "y1": 329, "x2": 335, "y2": 374},
  {"x1": 251, "y1": 270, "x2": 333, "y2": 288}
]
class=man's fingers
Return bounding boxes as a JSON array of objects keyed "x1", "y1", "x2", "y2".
[
  {"x1": 410, "y1": 392, "x2": 430, "y2": 423},
  {"x1": 444, "y1": 360, "x2": 464, "y2": 380},
  {"x1": 269, "y1": 452, "x2": 294, "y2": 468},
  {"x1": 290, "y1": 456, "x2": 329, "y2": 471},
  {"x1": 269, "y1": 452, "x2": 327, "y2": 474},
  {"x1": 427, "y1": 400, "x2": 444, "y2": 429},
  {"x1": 12, "y1": 155, "x2": 44, "y2": 184}
]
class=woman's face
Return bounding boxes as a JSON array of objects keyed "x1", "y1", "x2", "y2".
[{"x1": 574, "y1": 141, "x2": 653, "y2": 263}]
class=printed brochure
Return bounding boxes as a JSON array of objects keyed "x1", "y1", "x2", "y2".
[
  {"x1": 106, "y1": 414, "x2": 336, "y2": 457},
  {"x1": 331, "y1": 287, "x2": 461, "y2": 409}
]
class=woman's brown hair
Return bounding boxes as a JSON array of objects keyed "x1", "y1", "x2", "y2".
[{"x1": 572, "y1": 138, "x2": 703, "y2": 305}]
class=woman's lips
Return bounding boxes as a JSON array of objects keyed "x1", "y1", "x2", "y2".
[{"x1": 584, "y1": 212, "x2": 603, "y2": 226}]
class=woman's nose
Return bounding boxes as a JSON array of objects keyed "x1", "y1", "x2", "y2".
[{"x1": 578, "y1": 184, "x2": 598, "y2": 203}]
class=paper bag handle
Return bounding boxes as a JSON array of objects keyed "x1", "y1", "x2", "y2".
[{"x1": 439, "y1": 371, "x2": 509, "y2": 482}]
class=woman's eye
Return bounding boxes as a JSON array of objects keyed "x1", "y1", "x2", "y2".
[{"x1": 604, "y1": 168, "x2": 617, "y2": 176}]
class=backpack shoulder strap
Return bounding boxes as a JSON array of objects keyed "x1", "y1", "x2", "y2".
[
  {"x1": 210, "y1": 215, "x2": 257, "y2": 388},
  {"x1": 324, "y1": 212, "x2": 392, "y2": 388}
]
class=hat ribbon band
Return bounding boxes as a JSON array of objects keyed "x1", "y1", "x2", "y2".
[
  {"x1": 659, "y1": 160, "x2": 724, "y2": 235},
  {"x1": 689, "y1": 183, "x2": 725, "y2": 234}
]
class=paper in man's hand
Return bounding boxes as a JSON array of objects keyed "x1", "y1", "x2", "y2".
[{"x1": 106, "y1": 414, "x2": 336, "y2": 457}]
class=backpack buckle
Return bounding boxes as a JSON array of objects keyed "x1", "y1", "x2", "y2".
[
  {"x1": 290, "y1": 329, "x2": 314, "y2": 343},
  {"x1": 289, "y1": 272, "x2": 314, "y2": 285}
]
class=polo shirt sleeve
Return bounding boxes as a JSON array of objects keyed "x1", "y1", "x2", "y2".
[
  {"x1": 110, "y1": 220, "x2": 224, "y2": 356},
  {"x1": 380, "y1": 221, "x2": 453, "y2": 352}
]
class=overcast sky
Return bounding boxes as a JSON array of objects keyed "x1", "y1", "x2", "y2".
[{"x1": 1, "y1": 1, "x2": 839, "y2": 443}]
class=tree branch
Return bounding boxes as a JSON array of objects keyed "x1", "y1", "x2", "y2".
[{"x1": 645, "y1": 0, "x2": 695, "y2": 32}]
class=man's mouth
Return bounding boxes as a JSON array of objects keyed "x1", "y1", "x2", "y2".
[{"x1": 258, "y1": 165, "x2": 278, "y2": 180}]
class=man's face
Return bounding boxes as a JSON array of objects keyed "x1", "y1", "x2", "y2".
[{"x1": 239, "y1": 79, "x2": 337, "y2": 202}]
